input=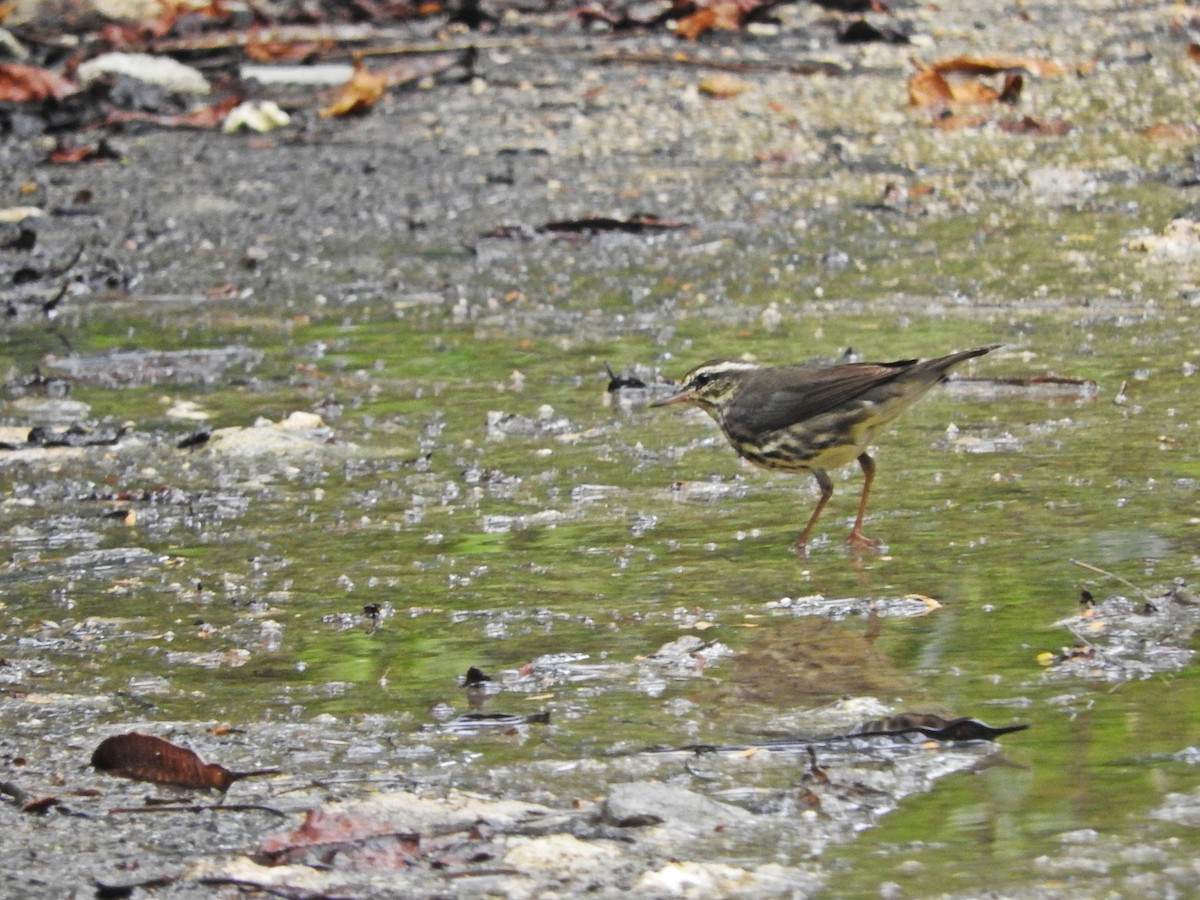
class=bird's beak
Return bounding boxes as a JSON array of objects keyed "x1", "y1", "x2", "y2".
[{"x1": 650, "y1": 389, "x2": 694, "y2": 408}]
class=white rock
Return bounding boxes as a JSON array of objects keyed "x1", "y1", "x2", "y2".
[
  {"x1": 77, "y1": 52, "x2": 210, "y2": 95},
  {"x1": 502, "y1": 834, "x2": 620, "y2": 876},
  {"x1": 223, "y1": 100, "x2": 291, "y2": 134}
]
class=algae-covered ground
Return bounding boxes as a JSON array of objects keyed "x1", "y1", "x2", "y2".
[{"x1": 1, "y1": 0, "x2": 1199, "y2": 896}]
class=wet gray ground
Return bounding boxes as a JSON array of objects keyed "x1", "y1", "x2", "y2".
[{"x1": 3, "y1": 0, "x2": 1200, "y2": 897}]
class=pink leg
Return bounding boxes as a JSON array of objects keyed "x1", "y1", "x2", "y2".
[
  {"x1": 846, "y1": 452, "x2": 883, "y2": 550},
  {"x1": 794, "y1": 468, "x2": 833, "y2": 555}
]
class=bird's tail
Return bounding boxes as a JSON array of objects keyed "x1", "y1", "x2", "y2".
[{"x1": 924, "y1": 343, "x2": 1000, "y2": 378}]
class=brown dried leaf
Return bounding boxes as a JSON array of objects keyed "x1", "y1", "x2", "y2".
[
  {"x1": 675, "y1": 7, "x2": 719, "y2": 40},
  {"x1": 1189, "y1": 43, "x2": 1200, "y2": 66},
  {"x1": 907, "y1": 60, "x2": 953, "y2": 108},
  {"x1": 909, "y1": 54, "x2": 1059, "y2": 109},
  {"x1": 1142, "y1": 122, "x2": 1200, "y2": 141},
  {"x1": 46, "y1": 139, "x2": 122, "y2": 165},
  {"x1": 675, "y1": 0, "x2": 754, "y2": 40},
  {"x1": 0, "y1": 63, "x2": 77, "y2": 103},
  {"x1": 947, "y1": 80, "x2": 1000, "y2": 105},
  {"x1": 22, "y1": 796, "x2": 60, "y2": 814},
  {"x1": 931, "y1": 54, "x2": 1064, "y2": 77},
  {"x1": 255, "y1": 807, "x2": 423, "y2": 867},
  {"x1": 319, "y1": 59, "x2": 389, "y2": 118},
  {"x1": 698, "y1": 72, "x2": 751, "y2": 98},
  {"x1": 47, "y1": 145, "x2": 99, "y2": 164},
  {"x1": 245, "y1": 36, "x2": 332, "y2": 63},
  {"x1": 91, "y1": 732, "x2": 277, "y2": 792}
]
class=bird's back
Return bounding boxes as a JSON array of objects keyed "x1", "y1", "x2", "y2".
[{"x1": 717, "y1": 346, "x2": 996, "y2": 468}]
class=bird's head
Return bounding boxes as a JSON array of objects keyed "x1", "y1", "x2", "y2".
[{"x1": 652, "y1": 359, "x2": 763, "y2": 414}]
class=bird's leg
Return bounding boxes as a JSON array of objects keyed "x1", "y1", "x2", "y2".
[
  {"x1": 794, "y1": 468, "x2": 833, "y2": 554},
  {"x1": 846, "y1": 451, "x2": 883, "y2": 550}
]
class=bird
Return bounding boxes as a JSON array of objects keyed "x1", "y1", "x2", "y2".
[{"x1": 652, "y1": 344, "x2": 998, "y2": 553}]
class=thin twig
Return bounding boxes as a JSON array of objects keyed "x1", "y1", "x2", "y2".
[
  {"x1": 108, "y1": 802, "x2": 287, "y2": 817},
  {"x1": 1070, "y1": 559, "x2": 1153, "y2": 601}
]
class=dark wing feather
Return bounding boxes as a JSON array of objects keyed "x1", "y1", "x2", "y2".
[{"x1": 727, "y1": 360, "x2": 916, "y2": 434}]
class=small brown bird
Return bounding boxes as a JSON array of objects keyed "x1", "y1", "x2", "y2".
[{"x1": 653, "y1": 345, "x2": 998, "y2": 552}]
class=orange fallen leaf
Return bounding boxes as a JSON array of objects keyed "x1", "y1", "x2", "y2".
[
  {"x1": 675, "y1": 7, "x2": 719, "y2": 40},
  {"x1": 907, "y1": 61, "x2": 953, "y2": 107},
  {"x1": 945, "y1": 79, "x2": 1000, "y2": 105},
  {"x1": 1142, "y1": 122, "x2": 1200, "y2": 141},
  {"x1": 931, "y1": 54, "x2": 1064, "y2": 78},
  {"x1": 909, "y1": 63, "x2": 999, "y2": 109},
  {"x1": 908, "y1": 55, "x2": 1058, "y2": 109},
  {"x1": 675, "y1": 0, "x2": 756, "y2": 40},
  {"x1": 319, "y1": 58, "x2": 388, "y2": 118}
]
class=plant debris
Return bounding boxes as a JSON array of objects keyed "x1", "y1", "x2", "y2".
[{"x1": 91, "y1": 733, "x2": 280, "y2": 793}]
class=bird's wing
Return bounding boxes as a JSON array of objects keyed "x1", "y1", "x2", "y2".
[{"x1": 728, "y1": 361, "x2": 916, "y2": 433}]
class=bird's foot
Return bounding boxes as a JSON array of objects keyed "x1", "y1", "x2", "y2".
[{"x1": 845, "y1": 530, "x2": 884, "y2": 552}]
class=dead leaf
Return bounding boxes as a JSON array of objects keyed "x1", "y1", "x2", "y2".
[
  {"x1": 0, "y1": 63, "x2": 77, "y2": 102},
  {"x1": 319, "y1": 58, "x2": 389, "y2": 118},
  {"x1": 22, "y1": 796, "x2": 61, "y2": 814},
  {"x1": 930, "y1": 54, "x2": 1064, "y2": 77},
  {"x1": 1190, "y1": 43, "x2": 1200, "y2": 66},
  {"x1": 675, "y1": 0, "x2": 757, "y2": 40},
  {"x1": 698, "y1": 73, "x2": 750, "y2": 98},
  {"x1": 245, "y1": 35, "x2": 331, "y2": 63},
  {"x1": 907, "y1": 61, "x2": 954, "y2": 108},
  {"x1": 91, "y1": 732, "x2": 279, "y2": 792},
  {"x1": 255, "y1": 807, "x2": 423, "y2": 868},
  {"x1": 675, "y1": 6, "x2": 719, "y2": 40},
  {"x1": 947, "y1": 79, "x2": 999, "y2": 105},
  {"x1": 46, "y1": 139, "x2": 122, "y2": 165},
  {"x1": 1142, "y1": 122, "x2": 1200, "y2": 141},
  {"x1": 908, "y1": 55, "x2": 1059, "y2": 109}
]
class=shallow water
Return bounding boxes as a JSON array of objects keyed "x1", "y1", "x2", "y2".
[{"x1": 5, "y1": 288, "x2": 1197, "y2": 893}]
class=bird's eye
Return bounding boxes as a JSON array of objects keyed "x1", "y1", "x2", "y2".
[{"x1": 692, "y1": 372, "x2": 713, "y2": 388}]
